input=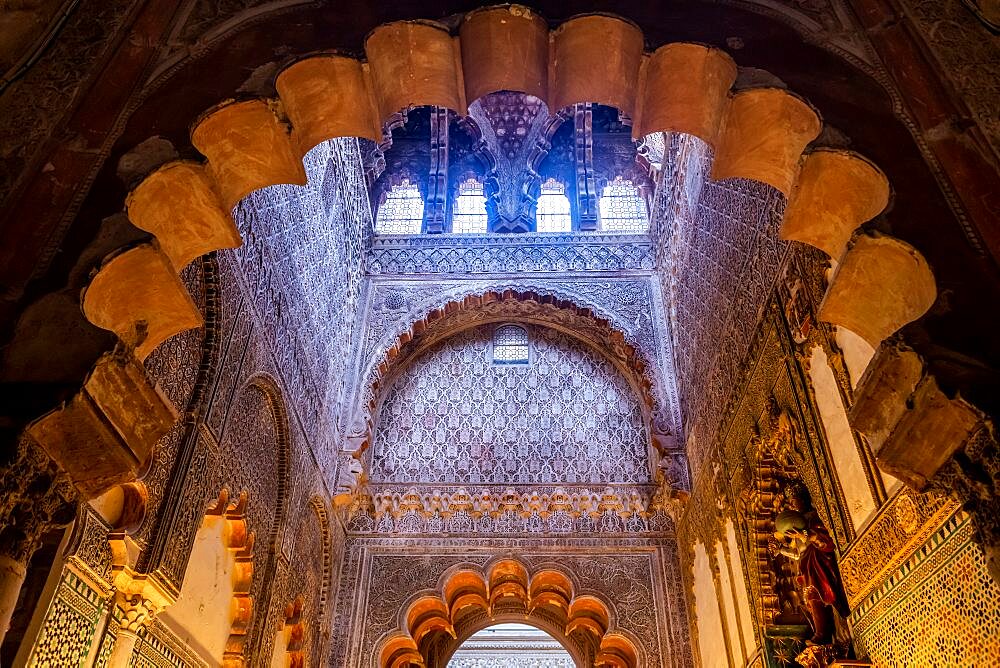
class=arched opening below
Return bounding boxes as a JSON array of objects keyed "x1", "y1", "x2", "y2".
[{"x1": 447, "y1": 623, "x2": 576, "y2": 667}]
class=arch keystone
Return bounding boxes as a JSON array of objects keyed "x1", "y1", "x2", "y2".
[
  {"x1": 635, "y1": 43, "x2": 737, "y2": 145},
  {"x1": 550, "y1": 15, "x2": 644, "y2": 114},
  {"x1": 460, "y1": 5, "x2": 549, "y2": 103},
  {"x1": 276, "y1": 54, "x2": 382, "y2": 153},
  {"x1": 126, "y1": 161, "x2": 240, "y2": 271},
  {"x1": 82, "y1": 244, "x2": 203, "y2": 360},
  {"x1": 191, "y1": 99, "x2": 306, "y2": 211},
  {"x1": 365, "y1": 21, "x2": 466, "y2": 121},
  {"x1": 782, "y1": 149, "x2": 890, "y2": 259},
  {"x1": 818, "y1": 233, "x2": 937, "y2": 347},
  {"x1": 712, "y1": 87, "x2": 821, "y2": 196}
]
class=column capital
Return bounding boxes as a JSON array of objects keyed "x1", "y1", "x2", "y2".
[
  {"x1": 0, "y1": 439, "x2": 77, "y2": 565},
  {"x1": 112, "y1": 567, "x2": 176, "y2": 633}
]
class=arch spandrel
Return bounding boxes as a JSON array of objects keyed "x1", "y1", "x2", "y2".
[{"x1": 374, "y1": 557, "x2": 646, "y2": 668}]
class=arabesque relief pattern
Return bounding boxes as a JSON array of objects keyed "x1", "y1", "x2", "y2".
[
  {"x1": 900, "y1": 0, "x2": 1000, "y2": 153},
  {"x1": 370, "y1": 325, "x2": 650, "y2": 486},
  {"x1": 329, "y1": 542, "x2": 689, "y2": 668},
  {"x1": 354, "y1": 275, "x2": 683, "y2": 441},
  {"x1": 653, "y1": 134, "x2": 791, "y2": 472},
  {"x1": 232, "y1": 139, "x2": 371, "y2": 476}
]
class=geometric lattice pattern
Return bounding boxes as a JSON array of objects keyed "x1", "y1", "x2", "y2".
[
  {"x1": 28, "y1": 569, "x2": 106, "y2": 667},
  {"x1": 599, "y1": 177, "x2": 648, "y2": 233},
  {"x1": 536, "y1": 178, "x2": 572, "y2": 233},
  {"x1": 375, "y1": 179, "x2": 424, "y2": 234},
  {"x1": 852, "y1": 513, "x2": 1000, "y2": 665},
  {"x1": 370, "y1": 324, "x2": 650, "y2": 485},
  {"x1": 452, "y1": 178, "x2": 488, "y2": 234}
]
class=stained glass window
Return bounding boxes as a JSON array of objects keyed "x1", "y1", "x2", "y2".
[
  {"x1": 452, "y1": 178, "x2": 488, "y2": 233},
  {"x1": 536, "y1": 178, "x2": 572, "y2": 233},
  {"x1": 492, "y1": 325, "x2": 529, "y2": 364},
  {"x1": 374, "y1": 179, "x2": 424, "y2": 234},
  {"x1": 599, "y1": 176, "x2": 648, "y2": 232}
]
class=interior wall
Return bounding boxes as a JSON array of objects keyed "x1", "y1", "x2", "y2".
[
  {"x1": 370, "y1": 324, "x2": 650, "y2": 485},
  {"x1": 676, "y1": 252, "x2": 1000, "y2": 667},
  {"x1": 160, "y1": 515, "x2": 235, "y2": 663}
]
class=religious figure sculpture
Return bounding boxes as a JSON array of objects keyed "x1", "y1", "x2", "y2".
[{"x1": 771, "y1": 484, "x2": 850, "y2": 647}]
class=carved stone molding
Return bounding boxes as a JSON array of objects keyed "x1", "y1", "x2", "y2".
[
  {"x1": 347, "y1": 484, "x2": 681, "y2": 537},
  {"x1": 838, "y1": 486, "x2": 958, "y2": 608}
]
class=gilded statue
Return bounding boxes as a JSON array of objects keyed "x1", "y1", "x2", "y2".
[{"x1": 771, "y1": 483, "x2": 850, "y2": 647}]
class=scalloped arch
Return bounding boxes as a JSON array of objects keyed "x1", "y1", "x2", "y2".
[
  {"x1": 63, "y1": 5, "x2": 938, "y2": 504},
  {"x1": 376, "y1": 556, "x2": 639, "y2": 668},
  {"x1": 85, "y1": 5, "x2": 934, "y2": 367}
]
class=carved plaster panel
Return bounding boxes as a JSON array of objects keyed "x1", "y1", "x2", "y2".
[
  {"x1": 351, "y1": 274, "x2": 682, "y2": 441},
  {"x1": 369, "y1": 324, "x2": 651, "y2": 486},
  {"x1": 329, "y1": 539, "x2": 691, "y2": 668},
  {"x1": 230, "y1": 138, "x2": 371, "y2": 483},
  {"x1": 899, "y1": 0, "x2": 1000, "y2": 155}
]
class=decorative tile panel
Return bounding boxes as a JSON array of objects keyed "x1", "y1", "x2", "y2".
[
  {"x1": 851, "y1": 511, "x2": 1000, "y2": 665},
  {"x1": 28, "y1": 568, "x2": 107, "y2": 667}
]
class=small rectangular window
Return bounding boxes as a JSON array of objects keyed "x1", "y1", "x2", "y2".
[
  {"x1": 536, "y1": 178, "x2": 572, "y2": 233},
  {"x1": 452, "y1": 178, "x2": 488, "y2": 234},
  {"x1": 492, "y1": 325, "x2": 529, "y2": 364}
]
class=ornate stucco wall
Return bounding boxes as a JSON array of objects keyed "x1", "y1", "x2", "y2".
[
  {"x1": 671, "y1": 220, "x2": 1000, "y2": 666},
  {"x1": 329, "y1": 539, "x2": 692, "y2": 668},
  {"x1": 370, "y1": 324, "x2": 651, "y2": 486}
]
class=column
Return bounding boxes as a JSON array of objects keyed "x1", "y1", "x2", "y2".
[
  {"x1": 0, "y1": 553, "x2": 28, "y2": 647},
  {"x1": 0, "y1": 441, "x2": 76, "y2": 647},
  {"x1": 107, "y1": 592, "x2": 158, "y2": 667}
]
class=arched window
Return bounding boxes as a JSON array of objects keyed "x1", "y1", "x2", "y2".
[
  {"x1": 599, "y1": 176, "x2": 649, "y2": 232},
  {"x1": 375, "y1": 179, "x2": 424, "y2": 234},
  {"x1": 492, "y1": 325, "x2": 529, "y2": 365},
  {"x1": 452, "y1": 177, "x2": 488, "y2": 234},
  {"x1": 536, "y1": 178, "x2": 572, "y2": 233}
]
